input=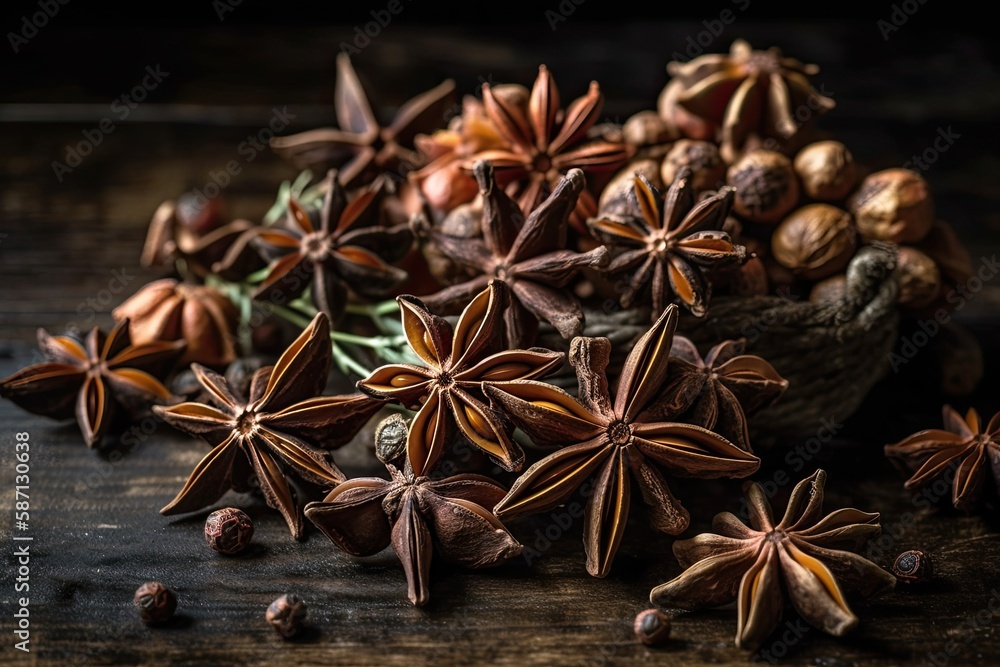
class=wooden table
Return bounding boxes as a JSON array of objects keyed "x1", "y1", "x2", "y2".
[{"x1": 2, "y1": 21, "x2": 999, "y2": 666}]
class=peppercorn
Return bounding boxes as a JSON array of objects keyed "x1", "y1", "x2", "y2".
[
  {"x1": 771, "y1": 204, "x2": 856, "y2": 280},
  {"x1": 727, "y1": 151, "x2": 800, "y2": 224},
  {"x1": 660, "y1": 140, "x2": 726, "y2": 193},
  {"x1": 205, "y1": 507, "x2": 254, "y2": 555},
  {"x1": 848, "y1": 169, "x2": 934, "y2": 243},
  {"x1": 134, "y1": 582, "x2": 177, "y2": 624},
  {"x1": 634, "y1": 609, "x2": 671, "y2": 646},
  {"x1": 891, "y1": 550, "x2": 933, "y2": 585},
  {"x1": 266, "y1": 594, "x2": 307, "y2": 638},
  {"x1": 794, "y1": 141, "x2": 858, "y2": 201}
]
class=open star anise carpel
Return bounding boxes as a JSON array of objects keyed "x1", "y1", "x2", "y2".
[
  {"x1": 305, "y1": 455, "x2": 521, "y2": 606},
  {"x1": 223, "y1": 170, "x2": 411, "y2": 324},
  {"x1": 650, "y1": 470, "x2": 895, "y2": 650},
  {"x1": 417, "y1": 161, "x2": 609, "y2": 347},
  {"x1": 357, "y1": 281, "x2": 563, "y2": 477},
  {"x1": 469, "y1": 65, "x2": 632, "y2": 224},
  {"x1": 487, "y1": 305, "x2": 760, "y2": 577},
  {"x1": 154, "y1": 313, "x2": 384, "y2": 539},
  {"x1": 0, "y1": 319, "x2": 184, "y2": 447},
  {"x1": 650, "y1": 336, "x2": 788, "y2": 451},
  {"x1": 885, "y1": 405, "x2": 1000, "y2": 510},
  {"x1": 589, "y1": 168, "x2": 744, "y2": 318},
  {"x1": 665, "y1": 39, "x2": 835, "y2": 163},
  {"x1": 270, "y1": 53, "x2": 456, "y2": 188}
]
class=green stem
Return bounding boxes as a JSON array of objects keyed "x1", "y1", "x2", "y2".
[{"x1": 345, "y1": 300, "x2": 401, "y2": 318}]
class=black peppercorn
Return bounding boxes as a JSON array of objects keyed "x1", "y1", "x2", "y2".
[
  {"x1": 205, "y1": 507, "x2": 254, "y2": 555},
  {"x1": 266, "y1": 594, "x2": 307, "y2": 638},
  {"x1": 634, "y1": 609, "x2": 671, "y2": 646},
  {"x1": 891, "y1": 550, "x2": 933, "y2": 585},
  {"x1": 134, "y1": 582, "x2": 177, "y2": 624}
]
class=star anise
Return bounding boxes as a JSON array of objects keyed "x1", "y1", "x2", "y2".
[
  {"x1": 885, "y1": 405, "x2": 1000, "y2": 510},
  {"x1": 357, "y1": 281, "x2": 563, "y2": 477},
  {"x1": 589, "y1": 168, "x2": 744, "y2": 317},
  {"x1": 666, "y1": 39, "x2": 835, "y2": 163},
  {"x1": 650, "y1": 470, "x2": 895, "y2": 650},
  {"x1": 0, "y1": 320, "x2": 184, "y2": 447},
  {"x1": 154, "y1": 313, "x2": 384, "y2": 539},
  {"x1": 417, "y1": 161, "x2": 609, "y2": 347},
  {"x1": 225, "y1": 169, "x2": 411, "y2": 323},
  {"x1": 305, "y1": 420, "x2": 521, "y2": 606},
  {"x1": 270, "y1": 53, "x2": 456, "y2": 189},
  {"x1": 488, "y1": 305, "x2": 760, "y2": 577},
  {"x1": 650, "y1": 336, "x2": 788, "y2": 451},
  {"x1": 113, "y1": 279, "x2": 239, "y2": 367},
  {"x1": 469, "y1": 65, "x2": 633, "y2": 224}
]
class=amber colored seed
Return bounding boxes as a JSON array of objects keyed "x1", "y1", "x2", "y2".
[
  {"x1": 464, "y1": 404, "x2": 495, "y2": 440},
  {"x1": 391, "y1": 373, "x2": 424, "y2": 388},
  {"x1": 480, "y1": 363, "x2": 532, "y2": 381},
  {"x1": 532, "y1": 400, "x2": 576, "y2": 417}
]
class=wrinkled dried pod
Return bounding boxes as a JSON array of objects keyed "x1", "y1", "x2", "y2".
[
  {"x1": 771, "y1": 204, "x2": 856, "y2": 280},
  {"x1": 660, "y1": 140, "x2": 726, "y2": 193},
  {"x1": 375, "y1": 413, "x2": 409, "y2": 465},
  {"x1": 849, "y1": 169, "x2": 934, "y2": 243},
  {"x1": 205, "y1": 507, "x2": 254, "y2": 555},
  {"x1": 266, "y1": 594, "x2": 307, "y2": 639},
  {"x1": 794, "y1": 141, "x2": 858, "y2": 201},
  {"x1": 597, "y1": 159, "x2": 663, "y2": 221},
  {"x1": 134, "y1": 582, "x2": 177, "y2": 624},
  {"x1": 634, "y1": 609, "x2": 672, "y2": 646},
  {"x1": 623, "y1": 110, "x2": 674, "y2": 147},
  {"x1": 896, "y1": 246, "x2": 942, "y2": 309},
  {"x1": 809, "y1": 274, "x2": 848, "y2": 302},
  {"x1": 728, "y1": 151, "x2": 800, "y2": 224}
]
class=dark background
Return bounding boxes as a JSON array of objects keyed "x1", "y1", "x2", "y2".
[{"x1": 1, "y1": 5, "x2": 999, "y2": 666}]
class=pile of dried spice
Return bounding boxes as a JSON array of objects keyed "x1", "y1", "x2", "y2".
[{"x1": 1, "y1": 39, "x2": 991, "y2": 651}]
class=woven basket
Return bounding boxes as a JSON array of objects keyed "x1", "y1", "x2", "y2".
[{"x1": 540, "y1": 242, "x2": 900, "y2": 439}]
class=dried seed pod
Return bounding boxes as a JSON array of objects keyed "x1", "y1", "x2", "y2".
[
  {"x1": 204, "y1": 507, "x2": 255, "y2": 555},
  {"x1": 657, "y1": 78, "x2": 716, "y2": 141},
  {"x1": 727, "y1": 151, "x2": 800, "y2": 224},
  {"x1": 794, "y1": 141, "x2": 858, "y2": 201},
  {"x1": 134, "y1": 582, "x2": 177, "y2": 624},
  {"x1": 891, "y1": 550, "x2": 932, "y2": 585},
  {"x1": 848, "y1": 169, "x2": 934, "y2": 243},
  {"x1": 896, "y1": 246, "x2": 942, "y2": 309},
  {"x1": 809, "y1": 274, "x2": 848, "y2": 303},
  {"x1": 596, "y1": 159, "x2": 662, "y2": 222},
  {"x1": 266, "y1": 594, "x2": 307, "y2": 639},
  {"x1": 771, "y1": 204, "x2": 856, "y2": 280},
  {"x1": 375, "y1": 413, "x2": 410, "y2": 465},
  {"x1": 623, "y1": 110, "x2": 674, "y2": 146},
  {"x1": 634, "y1": 609, "x2": 671, "y2": 646},
  {"x1": 490, "y1": 83, "x2": 530, "y2": 110},
  {"x1": 660, "y1": 140, "x2": 726, "y2": 193}
]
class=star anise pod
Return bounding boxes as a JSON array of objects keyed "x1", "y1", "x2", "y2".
[
  {"x1": 112, "y1": 279, "x2": 239, "y2": 367},
  {"x1": 488, "y1": 305, "x2": 760, "y2": 577},
  {"x1": 650, "y1": 336, "x2": 788, "y2": 451},
  {"x1": 589, "y1": 168, "x2": 744, "y2": 317},
  {"x1": 470, "y1": 65, "x2": 633, "y2": 225},
  {"x1": 154, "y1": 313, "x2": 384, "y2": 539},
  {"x1": 225, "y1": 170, "x2": 411, "y2": 323},
  {"x1": 270, "y1": 53, "x2": 456, "y2": 189},
  {"x1": 885, "y1": 405, "x2": 1000, "y2": 510},
  {"x1": 650, "y1": 470, "x2": 895, "y2": 650},
  {"x1": 417, "y1": 161, "x2": 609, "y2": 347},
  {"x1": 305, "y1": 419, "x2": 521, "y2": 606},
  {"x1": 357, "y1": 281, "x2": 563, "y2": 477},
  {"x1": 666, "y1": 39, "x2": 835, "y2": 163},
  {"x1": 0, "y1": 320, "x2": 184, "y2": 447}
]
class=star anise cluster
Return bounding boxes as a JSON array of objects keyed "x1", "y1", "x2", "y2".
[{"x1": 650, "y1": 470, "x2": 895, "y2": 649}]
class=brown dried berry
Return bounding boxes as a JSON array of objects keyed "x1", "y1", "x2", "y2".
[
  {"x1": 809, "y1": 274, "x2": 848, "y2": 303},
  {"x1": 205, "y1": 507, "x2": 254, "y2": 555},
  {"x1": 660, "y1": 139, "x2": 726, "y2": 193},
  {"x1": 266, "y1": 594, "x2": 307, "y2": 639},
  {"x1": 794, "y1": 141, "x2": 858, "y2": 201},
  {"x1": 134, "y1": 582, "x2": 177, "y2": 624},
  {"x1": 728, "y1": 151, "x2": 800, "y2": 224},
  {"x1": 848, "y1": 169, "x2": 934, "y2": 243},
  {"x1": 896, "y1": 246, "x2": 942, "y2": 309},
  {"x1": 623, "y1": 110, "x2": 674, "y2": 147},
  {"x1": 771, "y1": 204, "x2": 857, "y2": 280},
  {"x1": 597, "y1": 159, "x2": 662, "y2": 222},
  {"x1": 634, "y1": 609, "x2": 671, "y2": 646},
  {"x1": 891, "y1": 550, "x2": 933, "y2": 585},
  {"x1": 374, "y1": 413, "x2": 409, "y2": 465}
]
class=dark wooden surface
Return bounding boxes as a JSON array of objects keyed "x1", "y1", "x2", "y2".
[{"x1": 2, "y1": 21, "x2": 1000, "y2": 667}]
